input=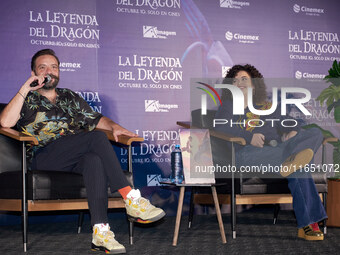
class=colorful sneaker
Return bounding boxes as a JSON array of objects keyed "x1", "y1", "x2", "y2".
[
  {"x1": 125, "y1": 189, "x2": 165, "y2": 223},
  {"x1": 298, "y1": 223, "x2": 324, "y2": 241},
  {"x1": 310, "y1": 222, "x2": 323, "y2": 234},
  {"x1": 91, "y1": 225, "x2": 126, "y2": 254},
  {"x1": 280, "y1": 148, "x2": 314, "y2": 177}
]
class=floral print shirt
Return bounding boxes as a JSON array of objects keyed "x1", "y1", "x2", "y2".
[{"x1": 17, "y1": 88, "x2": 103, "y2": 158}]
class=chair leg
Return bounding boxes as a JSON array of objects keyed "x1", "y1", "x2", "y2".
[
  {"x1": 323, "y1": 193, "x2": 327, "y2": 234},
  {"x1": 129, "y1": 221, "x2": 134, "y2": 245},
  {"x1": 22, "y1": 201, "x2": 28, "y2": 252},
  {"x1": 231, "y1": 143, "x2": 236, "y2": 239},
  {"x1": 188, "y1": 187, "x2": 195, "y2": 229},
  {"x1": 231, "y1": 193, "x2": 236, "y2": 239},
  {"x1": 22, "y1": 200, "x2": 28, "y2": 253},
  {"x1": 273, "y1": 204, "x2": 280, "y2": 224},
  {"x1": 77, "y1": 212, "x2": 84, "y2": 234},
  {"x1": 127, "y1": 144, "x2": 135, "y2": 244},
  {"x1": 321, "y1": 145, "x2": 328, "y2": 234},
  {"x1": 22, "y1": 141, "x2": 28, "y2": 252}
]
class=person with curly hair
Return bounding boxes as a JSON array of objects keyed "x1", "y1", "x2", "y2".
[{"x1": 215, "y1": 64, "x2": 327, "y2": 241}]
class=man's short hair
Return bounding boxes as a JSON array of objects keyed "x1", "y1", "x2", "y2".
[{"x1": 31, "y1": 49, "x2": 60, "y2": 71}]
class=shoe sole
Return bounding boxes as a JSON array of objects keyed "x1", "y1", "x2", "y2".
[
  {"x1": 127, "y1": 211, "x2": 166, "y2": 224},
  {"x1": 281, "y1": 148, "x2": 314, "y2": 177},
  {"x1": 297, "y1": 228, "x2": 324, "y2": 241},
  {"x1": 91, "y1": 243, "x2": 126, "y2": 254}
]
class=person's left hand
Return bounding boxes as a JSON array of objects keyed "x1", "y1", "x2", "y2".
[
  {"x1": 112, "y1": 123, "x2": 138, "y2": 142},
  {"x1": 282, "y1": 131, "x2": 297, "y2": 142}
]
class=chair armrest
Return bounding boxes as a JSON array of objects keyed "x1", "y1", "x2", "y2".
[
  {"x1": 176, "y1": 121, "x2": 191, "y2": 129},
  {"x1": 176, "y1": 121, "x2": 246, "y2": 146},
  {"x1": 95, "y1": 128, "x2": 144, "y2": 145},
  {"x1": 0, "y1": 127, "x2": 144, "y2": 146},
  {"x1": 0, "y1": 127, "x2": 39, "y2": 145},
  {"x1": 322, "y1": 137, "x2": 339, "y2": 146}
]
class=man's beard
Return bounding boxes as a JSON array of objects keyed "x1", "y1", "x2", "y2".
[{"x1": 42, "y1": 74, "x2": 59, "y2": 90}]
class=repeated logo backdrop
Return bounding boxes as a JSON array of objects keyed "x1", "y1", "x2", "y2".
[{"x1": 0, "y1": 0, "x2": 339, "y2": 215}]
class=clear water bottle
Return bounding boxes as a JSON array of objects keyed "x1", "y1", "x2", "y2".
[{"x1": 171, "y1": 144, "x2": 184, "y2": 184}]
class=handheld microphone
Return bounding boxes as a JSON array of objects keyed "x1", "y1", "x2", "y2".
[
  {"x1": 266, "y1": 140, "x2": 278, "y2": 147},
  {"x1": 30, "y1": 75, "x2": 51, "y2": 87}
]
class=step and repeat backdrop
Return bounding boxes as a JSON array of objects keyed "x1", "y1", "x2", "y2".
[{"x1": 0, "y1": 0, "x2": 339, "y2": 215}]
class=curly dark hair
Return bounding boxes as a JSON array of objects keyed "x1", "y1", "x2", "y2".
[
  {"x1": 222, "y1": 64, "x2": 267, "y2": 104},
  {"x1": 31, "y1": 49, "x2": 60, "y2": 72}
]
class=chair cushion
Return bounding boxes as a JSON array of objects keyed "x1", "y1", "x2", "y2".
[{"x1": 0, "y1": 170, "x2": 133, "y2": 200}]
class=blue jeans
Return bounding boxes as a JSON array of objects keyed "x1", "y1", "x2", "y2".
[{"x1": 236, "y1": 128, "x2": 327, "y2": 228}]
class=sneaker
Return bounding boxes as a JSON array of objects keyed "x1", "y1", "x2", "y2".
[
  {"x1": 124, "y1": 190, "x2": 165, "y2": 223},
  {"x1": 280, "y1": 148, "x2": 314, "y2": 177},
  {"x1": 298, "y1": 223, "x2": 324, "y2": 241},
  {"x1": 91, "y1": 225, "x2": 126, "y2": 254},
  {"x1": 310, "y1": 222, "x2": 323, "y2": 234}
]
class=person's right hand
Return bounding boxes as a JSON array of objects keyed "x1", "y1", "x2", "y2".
[
  {"x1": 250, "y1": 133, "x2": 265, "y2": 148},
  {"x1": 23, "y1": 74, "x2": 46, "y2": 91}
]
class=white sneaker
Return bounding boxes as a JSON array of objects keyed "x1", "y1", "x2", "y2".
[
  {"x1": 125, "y1": 189, "x2": 165, "y2": 223},
  {"x1": 91, "y1": 225, "x2": 126, "y2": 254}
]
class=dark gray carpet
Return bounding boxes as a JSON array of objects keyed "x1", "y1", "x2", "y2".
[{"x1": 1, "y1": 207, "x2": 340, "y2": 255}]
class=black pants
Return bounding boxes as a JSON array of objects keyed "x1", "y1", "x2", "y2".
[{"x1": 31, "y1": 131, "x2": 130, "y2": 225}]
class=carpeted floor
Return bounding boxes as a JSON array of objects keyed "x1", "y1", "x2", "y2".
[{"x1": 1, "y1": 207, "x2": 339, "y2": 255}]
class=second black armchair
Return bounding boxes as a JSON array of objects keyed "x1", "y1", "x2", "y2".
[{"x1": 177, "y1": 109, "x2": 334, "y2": 239}]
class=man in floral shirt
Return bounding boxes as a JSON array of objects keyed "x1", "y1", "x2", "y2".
[{"x1": 0, "y1": 49, "x2": 165, "y2": 254}]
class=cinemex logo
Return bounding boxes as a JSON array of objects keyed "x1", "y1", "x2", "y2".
[
  {"x1": 293, "y1": 4, "x2": 324, "y2": 16},
  {"x1": 145, "y1": 100, "x2": 178, "y2": 112},
  {"x1": 59, "y1": 62, "x2": 82, "y2": 72},
  {"x1": 295, "y1": 71, "x2": 303, "y2": 79},
  {"x1": 225, "y1": 31, "x2": 259, "y2": 44},
  {"x1": 143, "y1": 25, "x2": 176, "y2": 39},
  {"x1": 295, "y1": 70, "x2": 326, "y2": 80},
  {"x1": 220, "y1": 0, "x2": 250, "y2": 9}
]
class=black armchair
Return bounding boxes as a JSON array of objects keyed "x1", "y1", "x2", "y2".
[
  {"x1": 177, "y1": 109, "x2": 337, "y2": 239},
  {"x1": 0, "y1": 103, "x2": 144, "y2": 252}
]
